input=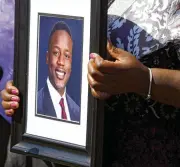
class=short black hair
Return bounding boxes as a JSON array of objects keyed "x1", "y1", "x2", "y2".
[{"x1": 48, "y1": 21, "x2": 72, "y2": 48}]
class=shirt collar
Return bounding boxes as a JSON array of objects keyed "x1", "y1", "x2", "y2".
[{"x1": 47, "y1": 77, "x2": 66, "y2": 101}]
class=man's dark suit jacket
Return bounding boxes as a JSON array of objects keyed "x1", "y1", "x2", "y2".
[{"x1": 37, "y1": 83, "x2": 80, "y2": 122}]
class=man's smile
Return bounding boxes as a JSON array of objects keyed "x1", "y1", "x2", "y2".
[{"x1": 55, "y1": 69, "x2": 66, "y2": 80}]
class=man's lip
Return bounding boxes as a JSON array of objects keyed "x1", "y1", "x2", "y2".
[
  {"x1": 56, "y1": 71, "x2": 65, "y2": 75},
  {"x1": 55, "y1": 70, "x2": 66, "y2": 79},
  {"x1": 55, "y1": 68, "x2": 65, "y2": 72}
]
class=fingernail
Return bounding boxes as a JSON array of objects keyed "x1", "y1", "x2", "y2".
[
  {"x1": 101, "y1": 92, "x2": 110, "y2": 97},
  {"x1": 11, "y1": 89, "x2": 18, "y2": 95},
  {"x1": 89, "y1": 53, "x2": 96, "y2": 59},
  {"x1": 11, "y1": 96, "x2": 19, "y2": 102},
  {"x1": 10, "y1": 102, "x2": 17, "y2": 108},
  {"x1": 6, "y1": 110, "x2": 13, "y2": 116}
]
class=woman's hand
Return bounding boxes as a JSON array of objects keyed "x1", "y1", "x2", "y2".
[
  {"x1": 88, "y1": 42, "x2": 149, "y2": 99},
  {"x1": 1, "y1": 80, "x2": 20, "y2": 116}
]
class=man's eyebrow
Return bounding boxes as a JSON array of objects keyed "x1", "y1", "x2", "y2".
[
  {"x1": 64, "y1": 49, "x2": 72, "y2": 54},
  {"x1": 64, "y1": 48, "x2": 70, "y2": 51},
  {"x1": 52, "y1": 46, "x2": 72, "y2": 53}
]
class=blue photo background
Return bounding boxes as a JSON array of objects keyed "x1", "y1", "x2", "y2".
[{"x1": 38, "y1": 15, "x2": 83, "y2": 107}]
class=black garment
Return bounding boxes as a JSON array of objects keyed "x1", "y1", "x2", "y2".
[
  {"x1": 0, "y1": 115, "x2": 10, "y2": 167},
  {"x1": 103, "y1": 41, "x2": 180, "y2": 167}
]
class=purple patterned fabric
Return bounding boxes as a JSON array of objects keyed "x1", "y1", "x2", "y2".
[{"x1": 0, "y1": 0, "x2": 14, "y2": 123}]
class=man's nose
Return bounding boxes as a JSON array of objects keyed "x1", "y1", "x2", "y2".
[{"x1": 57, "y1": 54, "x2": 65, "y2": 65}]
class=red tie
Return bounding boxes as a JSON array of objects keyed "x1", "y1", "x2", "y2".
[{"x1": 59, "y1": 98, "x2": 67, "y2": 120}]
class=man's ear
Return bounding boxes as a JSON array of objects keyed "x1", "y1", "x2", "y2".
[{"x1": 46, "y1": 51, "x2": 49, "y2": 64}]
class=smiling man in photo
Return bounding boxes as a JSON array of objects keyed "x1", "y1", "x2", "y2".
[{"x1": 37, "y1": 21, "x2": 80, "y2": 123}]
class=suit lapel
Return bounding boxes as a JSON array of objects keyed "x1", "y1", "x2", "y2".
[
  {"x1": 66, "y1": 94, "x2": 75, "y2": 121},
  {"x1": 42, "y1": 83, "x2": 57, "y2": 117}
]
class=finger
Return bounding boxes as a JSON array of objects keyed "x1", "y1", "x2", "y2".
[
  {"x1": 90, "y1": 50, "x2": 122, "y2": 74},
  {"x1": 88, "y1": 59, "x2": 105, "y2": 82},
  {"x1": 96, "y1": 91, "x2": 111, "y2": 99},
  {"x1": 0, "y1": 89, "x2": 20, "y2": 102},
  {"x1": 90, "y1": 88, "x2": 111, "y2": 100},
  {"x1": 89, "y1": 53, "x2": 99, "y2": 59},
  {"x1": 94, "y1": 58, "x2": 121, "y2": 74},
  {"x1": 87, "y1": 73, "x2": 111, "y2": 92},
  {"x1": 90, "y1": 53, "x2": 107, "y2": 69},
  {"x1": 87, "y1": 73, "x2": 103, "y2": 90},
  {"x1": 5, "y1": 80, "x2": 19, "y2": 95},
  {"x1": 5, "y1": 109, "x2": 15, "y2": 117},
  {"x1": 88, "y1": 62, "x2": 118, "y2": 87},
  {"x1": 1, "y1": 100, "x2": 19, "y2": 110},
  {"x1": 107, "y1": 41, "x2": 125, "y2": 60}
]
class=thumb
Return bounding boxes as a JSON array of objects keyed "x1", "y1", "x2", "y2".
[
  {"x1": 6, "y1": 80, "x2": 13, "y2": 88},
  {"x1": 6, "y1": 80, "x2": 19, "y2": 95},
  {"x1": 107, "y1": 41, "x2": 125, "y2": 61}
]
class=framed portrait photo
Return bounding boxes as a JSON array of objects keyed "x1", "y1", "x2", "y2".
[{"x1": 11, "y1": 0, "x2": 107, "y2": 166}]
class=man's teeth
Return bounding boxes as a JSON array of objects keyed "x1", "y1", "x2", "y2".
[{"x1": 56, "y1": 71, "x2": 65, "y2": 76}]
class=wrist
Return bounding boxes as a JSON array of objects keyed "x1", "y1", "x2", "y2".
[{"x1": 135, "y1": 66, "x2": 150, "y2": 97}]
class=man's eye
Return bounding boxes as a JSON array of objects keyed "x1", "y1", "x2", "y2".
[
  {"x1": 53, "y1": 51, "x2": 59, "y2": 56},
  {"x1": 65, "y1": 54, "x2": 70, "y2": 59}
]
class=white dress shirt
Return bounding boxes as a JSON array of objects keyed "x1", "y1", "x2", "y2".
[{"x1": 47, "y1": 78, "x2": 71, "y2": 121}]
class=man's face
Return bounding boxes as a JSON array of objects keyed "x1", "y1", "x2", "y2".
[{"x1": 46, "y1": 30, "x2": 73, "y2": 92}]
